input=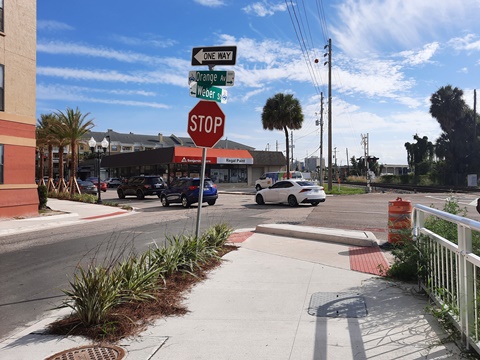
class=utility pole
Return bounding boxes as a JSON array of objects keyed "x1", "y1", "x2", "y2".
[
  {"x1": 316, "y1": 92, "x2": 324, "y2": 185},
  {"x1": 361, "y1": 133, "x2": 370, "y2": 192},
  {"x1": 346, "y1": 148, "x2": 349, "y2": 176},
  {"x1": 324, "y1": 38, "x2": 332, "y2": 191},
  {"x1": 291, "y1": 130, "x2": 294, "y2": 171},
  {"x1": 474, "y1": 89, "x2": 477, "y2": 144}
]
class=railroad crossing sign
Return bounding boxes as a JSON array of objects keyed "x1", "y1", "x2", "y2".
[
  {"x1": 188, "y1": 70, "x2": 235, "y2": 86},
  {"x1": 191, "y1": 46, "x2": 237, "y2": 66},
  {"x1": 188, "y1": 100, "x2": 226, "y2": 148},
  {"x1": 189, "y1": 82, "x2": 228, "y2": 104}
]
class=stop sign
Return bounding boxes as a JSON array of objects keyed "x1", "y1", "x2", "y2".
[{"x1": 188, "y1": 100, "x2": 226, "y2": 148}]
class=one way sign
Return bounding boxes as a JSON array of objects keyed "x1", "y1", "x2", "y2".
[{"x1": 191, "y1": 46, "x2": 237, "y2": 66}]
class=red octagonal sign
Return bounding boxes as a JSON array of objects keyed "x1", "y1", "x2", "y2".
[{"x1": 188, "y1": 100, "x2": 226, "y2": 148}]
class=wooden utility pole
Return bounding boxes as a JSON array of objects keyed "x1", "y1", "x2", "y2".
[{"x1": 324, "y1": 38, "x2": 332, "y2": 191}]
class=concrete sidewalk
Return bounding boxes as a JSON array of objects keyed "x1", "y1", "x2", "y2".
[
  {"x1": 0, "y1": 198, "x2": 132, "y2": 238},
  {"x1": 0, "y1": 235, "x2": 463, "y2": 359},
  {"x1": 0, "y1": 200, "x2": 465, "y2": 359}
]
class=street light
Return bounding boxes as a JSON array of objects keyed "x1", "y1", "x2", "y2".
[{"x1": 88, "y1": 136, "x2": 109, "y2": 204}]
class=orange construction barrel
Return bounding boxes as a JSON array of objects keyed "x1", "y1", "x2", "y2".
[{"x1": 388, "y1": 197, "x2": 413, "y2": 244}]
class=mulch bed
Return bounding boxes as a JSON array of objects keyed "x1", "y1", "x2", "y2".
[{"x1": 47, "y1": 244, "x2": 238, "y2": 343}]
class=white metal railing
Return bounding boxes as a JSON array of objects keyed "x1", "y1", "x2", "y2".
[{"x1": 413, "y1": 204, "x2": 480, "y2": 352}]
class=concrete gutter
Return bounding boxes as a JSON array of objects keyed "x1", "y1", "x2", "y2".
[{"x1": 255, "y1": 224, "x2": 378, "y2": 247}]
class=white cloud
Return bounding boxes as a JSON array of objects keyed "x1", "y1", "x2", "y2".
[
  {"x1": 193, "y1": 0, "x2": 224, "y2": 7},
  {"x1": 399, "y1": 42, "x2": 440, "y2": 66},
  {"x1": 242, "y1": 1, "x2": 287, "y2": 17},
  {"x1": 448, "y1": 33, "x2": 480, "y2": 52},
  {"x1": 37, "y1": 20, "x2": 74, "y2": 31},
  {"x1": 331, "y1": 0, "x2": 477, "y2": 58},
  {"x1": 37, "y1": 84, "x2": 169, "y2": 109},
  {"x1": 37, "y1": 67, "x2": 185, "y2": 86},
  {"x1": 112, "y1": 34, "x2": 177, "y2": 49}
]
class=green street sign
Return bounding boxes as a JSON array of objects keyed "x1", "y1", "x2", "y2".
[
  {"x1": 189, "y1": 82, "x2": 228, "y2": 104},
  {"x1": 188, "y1": 70, "x2": 235, "y2": 87}
]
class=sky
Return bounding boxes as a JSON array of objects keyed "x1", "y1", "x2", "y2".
[{"x1": 36, "y1": 0, "x2": 480, "y2": 166}]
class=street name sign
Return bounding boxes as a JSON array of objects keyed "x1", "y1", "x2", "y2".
[
  {"x1": 188, "y1": 100, "x2": 226, "y2": 148},
  {"x1": 189, "y1": 82, "x2": 228, "y2": 104},
  {"x1": 191, "y1": 46, "x2": 237, "y2": 66},
  {"x1": 188, "y1": 70, "x2": 235, "y2": 86}
]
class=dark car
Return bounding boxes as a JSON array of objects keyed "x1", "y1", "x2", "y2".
[
  {"x1": 117, "y1": 175, "x2": 165, "y2": 199},
  {"x1": 78, "y1": 180, "x2": 98, "y2": 195},
  {"x1": 160, "y1": 177, "x2": 218, "y2": 208}
]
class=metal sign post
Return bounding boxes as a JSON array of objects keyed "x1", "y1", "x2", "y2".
[{"x1": 195, "y1": 148, "x2": 207, "y2": 239}]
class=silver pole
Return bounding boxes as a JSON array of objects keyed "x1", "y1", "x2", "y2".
[{"x1": 195, "y1": 147, "x2": 207, "y2": 239}]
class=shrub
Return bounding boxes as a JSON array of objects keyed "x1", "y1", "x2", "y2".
[
  {"x1": 59, "y1": 224, "x2": 234, "y2": 331},
  {"x1": 37, "y1": 185, "x2": 48, "y2": 209}
]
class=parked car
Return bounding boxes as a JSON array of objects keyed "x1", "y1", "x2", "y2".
[
  {"x1": 78, "y1": 180, "x2": 98, "y2": 195},
  {"x1": 255, "y1": 171, "x2": 304, "y2": 191},
  {"x1": 117, "y1": 175, "x2": 165, "y2": 199},
  {"x1": 105, "y1": 177, "x2": 122, "y2": 188},
  {"x1": 160, "y1": 177, "x2": 218, "y2": 208},
  {"x1": 255, "y1": 180, "x2": 326, "y2": 207},
  {"x1": 86, "y1": 177, "x2": 107, "y2": 192}
]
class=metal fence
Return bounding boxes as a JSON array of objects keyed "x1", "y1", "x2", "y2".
[{"x1": 413, "y1": 204, "x2": 480, "y2": 353}]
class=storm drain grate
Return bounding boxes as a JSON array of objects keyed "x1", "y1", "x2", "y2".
[
  {"x1": 45, "y1": 345, "x2": 125, "y2": 360},
  {"x1": 308, "y1": 292, "x2": 367, "y2": 318}
]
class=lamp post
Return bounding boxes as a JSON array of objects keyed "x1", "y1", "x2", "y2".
[{"x1": 88, "y1": 136, "x2": 109, "y2": 204}]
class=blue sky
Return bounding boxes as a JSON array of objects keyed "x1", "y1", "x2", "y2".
[{"x1": 37, "y1": 0, "x2": 480, "y2": 166}]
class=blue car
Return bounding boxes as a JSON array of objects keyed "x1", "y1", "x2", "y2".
[{"x1": 160, "y1": 177, "x2": 218, "y2": 208}]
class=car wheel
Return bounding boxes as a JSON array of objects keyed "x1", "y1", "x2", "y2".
[
  {"x1": 117, "y1": 189, "x2": 125, "y2": 199},
  {"x1": 136, "y1": 189, "x2": 145, "y2": 199},
  {"x1": 311, "y1": 201, "x2": 319, "y2": 206},
  {"x1": 207, "y1": 200, "x2": 216, "y2": 206},
  {"x1": 255, "y1": 193, "x2": 265, "y2": 205},
  {"x1": 255, "y1": 184, "x2": 262, "y2": 191},
  {"x1": 181, "y1": 195, "x2": 190, "y2": 208},
  {"x1": 288, "y1": 195, "x2": 298, "y2": 207},
  {"x1": 161, "y1": 195, "x2": 169, "y2": 207}
]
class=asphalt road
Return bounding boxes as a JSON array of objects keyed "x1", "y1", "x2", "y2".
[{"x1": 1, "y1": 189, "x2": 480, "y2": 340}]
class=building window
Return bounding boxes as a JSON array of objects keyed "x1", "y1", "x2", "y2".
[
  {"x1": 0, "y1": 0, "x2": 4, "y2": 32},
  {"x1": 0, "y1": 65, "x2": 4, "y2": 111},
  {"x1": 111, "y1": 145, "x2": 117, "y2": 151},
  {"x1": 122, "y1": 146, "x2": 132, "y2": 152},
  {"x1": 0, "y1": 144, "x2": 3, "y2": 184}
]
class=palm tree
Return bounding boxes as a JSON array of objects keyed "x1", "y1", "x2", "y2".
[
  {"x1": 49, "y1": 119, "x2": 70, "y2": 193},
  {"x1": 429, "y1": 85, "x2": 466, "y2": 134},
  {"x1": 261, "y1": 93, "x2": 304, "y2": 177},
  {"x1": 37, "y1": 113, "x2": 58, "y2": 192},
  {"x1": 55, "y1": 107, "x2": 95, "y2": 194}
]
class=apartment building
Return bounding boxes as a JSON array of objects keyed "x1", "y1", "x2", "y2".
[{"x1": 0, "y1": 1, "x2": 38, "y2": 217}]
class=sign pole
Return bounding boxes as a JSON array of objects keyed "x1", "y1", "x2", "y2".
[{"x1": 195, "y1": 147, "x2": 207, "y2": 240}]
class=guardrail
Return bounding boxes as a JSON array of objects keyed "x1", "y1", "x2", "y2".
[{"x1": 413, "y1": 204, "x2": 480, "y2": 352}]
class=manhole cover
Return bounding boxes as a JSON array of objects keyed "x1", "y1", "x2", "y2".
[
  {"x1": 45, "y1": 345, "x2": 126, "y2": 360},
  {"x1": 308, "y1": 292, "x2": 367, "y2": 318}
]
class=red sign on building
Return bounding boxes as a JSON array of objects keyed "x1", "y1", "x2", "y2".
[{"x1": 188, "y1": 100, "x2": 225, "y2": 148}]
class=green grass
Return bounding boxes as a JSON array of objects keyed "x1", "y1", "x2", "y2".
[{"x1": 324, "y1": 185, "x2": 365, "y2": 195}]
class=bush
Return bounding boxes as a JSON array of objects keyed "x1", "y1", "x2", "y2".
[
  {"x1": 37, "y1": 185, "x2": 48, "y2": 209},
  {"x1": 59, "y1": 224, "x2": 234, "y2": 332}
]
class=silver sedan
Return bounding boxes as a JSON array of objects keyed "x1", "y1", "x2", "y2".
[{"x1": 255, "y1": 180, "x2": 326, "y2": 206}]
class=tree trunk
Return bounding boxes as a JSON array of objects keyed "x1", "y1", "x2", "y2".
[
  {"x1": 58, "y1": 145, "x2": 67, "y2": 192},
  {"x1": 284, "y1": 126, "x2": 290, "y2": 178}
]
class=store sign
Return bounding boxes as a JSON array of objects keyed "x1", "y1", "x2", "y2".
[
  {"x1": 176, "y1": 156, "x2": 215, "y2": 164},
  {"x1": 217, "y1": 157, "x2": 253, "y2": 164}
]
